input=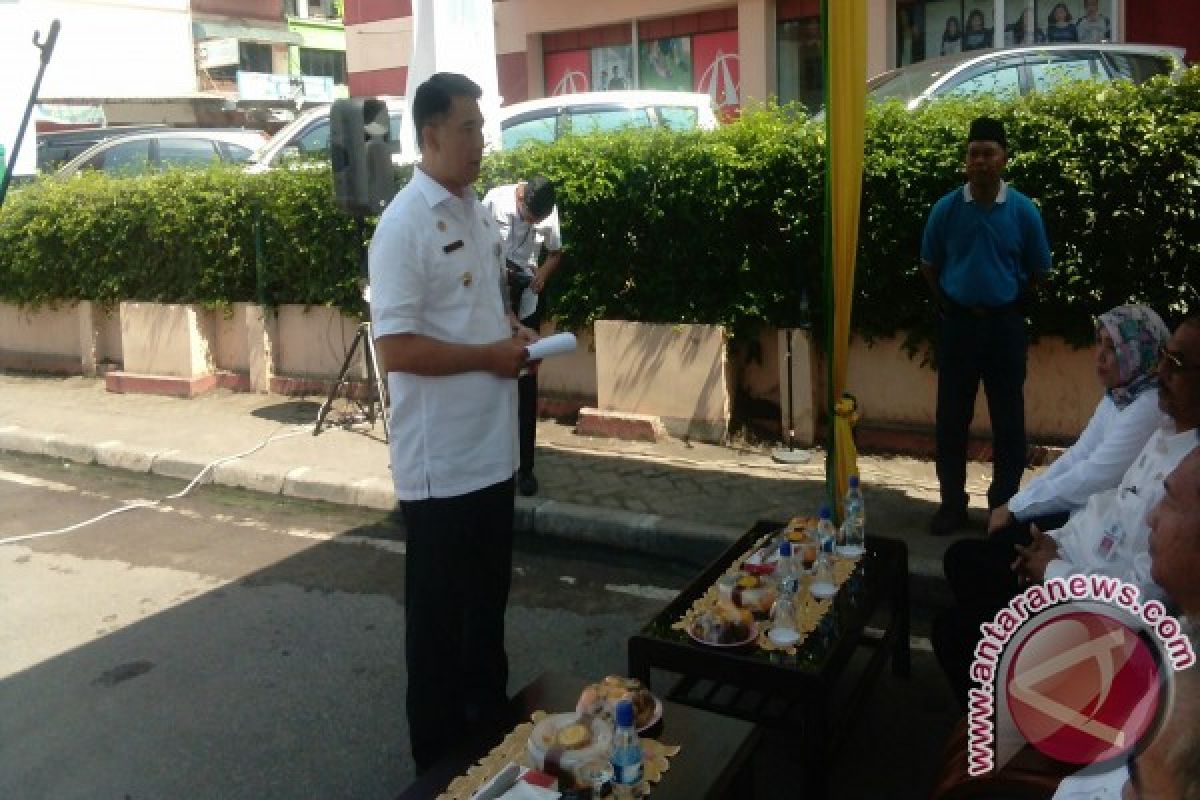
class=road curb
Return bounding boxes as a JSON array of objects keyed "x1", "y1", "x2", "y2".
[{"x1": 0, "y1": 427, "x2": 948, "y2": 584}]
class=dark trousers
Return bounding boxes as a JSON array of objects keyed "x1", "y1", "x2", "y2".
[
  {"x1": 400, "y1": 477, "x2": 515, "y2": 772},
  {"x1": 518, "y1": 307, "x2": 541, "y2": 477},
  {"x1": 936, "y1": 307, "x2": 1028, "y2": 511},
  {"x1": 933, "y1": 511, "x2": 1070, "y2": 708}
]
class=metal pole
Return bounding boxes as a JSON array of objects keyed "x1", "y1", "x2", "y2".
[{"x1": 0, "y1": 19, "x2": 60, "y2": 209}]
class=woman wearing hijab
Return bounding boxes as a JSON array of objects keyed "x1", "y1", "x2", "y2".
[{"x1": 933, "y1": 304, "x2": 1170, "y2": 708}]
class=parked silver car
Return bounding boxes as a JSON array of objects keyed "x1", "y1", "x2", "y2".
[
  {"x1": 496, "y1": 90, "x2": 720, "y2": 150},
  {"x1": 57, "y1": 129, "x2": 268, "y2": 178},
  {"x1": 243, "y1": 97, "x2": 407, "y2": 173},
  {"x1": 867, "y1": 43, "x2": 1186, "y2": 110}
]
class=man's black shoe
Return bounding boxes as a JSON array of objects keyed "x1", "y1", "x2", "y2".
[
  {"x1": 930, "y1": 504, "x2": 970, "y2": 536},
  {"x1": 517, "y1": 471, "x2": 538, "y2": 497}
]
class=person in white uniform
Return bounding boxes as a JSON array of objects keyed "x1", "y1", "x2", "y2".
[
  {"x1": 368, "y1": 72, "x2": 537, "y2": 773},
  {"x1": 483, "y1": 176, "x2": 563, "y2": 496}
]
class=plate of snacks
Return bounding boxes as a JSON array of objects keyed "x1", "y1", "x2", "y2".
[
  {"x1": 576, "y1": 675, "x2": 662, "y2": 733},
  {"x1": 526, "y1": 712, "x2": 614, "y2": 776},
  {"x1": 742, "y1": 546, "x2": 779, "y2": 575},
  {"x1": 716, "y1": 572, "x2": 777, "y2": 614},
  {"x1": 687, "y1": 607, "x2": 758, "y2": 648}
]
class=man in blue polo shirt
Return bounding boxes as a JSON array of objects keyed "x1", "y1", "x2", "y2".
[{"x1": 921, "y1": 116, "x2": 1052, "y2": 536}]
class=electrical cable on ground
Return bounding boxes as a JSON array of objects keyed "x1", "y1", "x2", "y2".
[{"x1": 0, "y1": 425, "x2": 311, "y2": 546}]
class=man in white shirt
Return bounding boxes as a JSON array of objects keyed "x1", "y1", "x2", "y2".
[
  {"x1": 1013, "y1": 317, "x2": 1200, "y2": 590},
  {"x1": 368, "y1": 72, "x2": 537, "y2": 773},
  {"x1": 483, "y1": 176, "x2": 563, "y2": 496}
]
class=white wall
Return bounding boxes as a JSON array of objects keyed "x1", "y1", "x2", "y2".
[
  {"x1": 0, "y1": 1, "x2": 43, "y2": 177},
  {"x1": 21, "y1": 1, "x2": 196, "y2": 101}
]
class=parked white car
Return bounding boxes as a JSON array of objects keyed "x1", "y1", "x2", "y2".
[
  {"x1": 867, "y1": 43, "x2": 1186, "y2": 111},
  {"x1": 244, "y1": 96, "x2": 408, "y2": 173},
  {"x1": 56, "y1": 129, "x2": 269, "y2": 178},
  {"x1": 495, "y1": 90, "x2": 719, "y2": 150}
]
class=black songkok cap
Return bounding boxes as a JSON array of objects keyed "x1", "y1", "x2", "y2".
[{"x1": 968, "y1": 116, "x2": 1007, "y2": 150}]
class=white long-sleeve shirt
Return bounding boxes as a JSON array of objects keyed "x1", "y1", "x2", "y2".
[
  {"x1": 1009, "y1": 390, "x2": 1164, "y2": 521},
  {"x1": 1045, "y1": 421, "x2": 1198, "y2": 594}
]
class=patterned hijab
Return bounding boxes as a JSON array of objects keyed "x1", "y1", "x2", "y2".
[{"x1": 1096, "y1": 304, "x2": 1170, "y2": 409}]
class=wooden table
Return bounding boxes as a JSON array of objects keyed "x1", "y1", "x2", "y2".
[
  {"x1": 395, "y1": 671, "x2": 760, "y2": 800},
  {"x1": 627, "y1": 521, "x2": 910, "y2": 798}
]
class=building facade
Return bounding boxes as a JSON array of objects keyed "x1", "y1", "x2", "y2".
[{"x1": 344, "y1": 0, "x2": 1197, "y2": 113}]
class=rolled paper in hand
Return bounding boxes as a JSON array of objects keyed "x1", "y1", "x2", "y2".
[{"x1": 524, "y1": 332, "x2": 577, "y2": 361}]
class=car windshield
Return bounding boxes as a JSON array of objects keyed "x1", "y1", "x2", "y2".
[{"x1": 866, "y1": 63, "x2": 951, "y2": 105}]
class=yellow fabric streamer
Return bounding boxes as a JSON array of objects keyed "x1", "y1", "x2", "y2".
[{"x1": 824, "y1": 0, "x2": 868, "y2": 519}]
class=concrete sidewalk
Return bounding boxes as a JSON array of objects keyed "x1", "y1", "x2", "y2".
[{"x1": 0, "y1": 374, "x2": 1006, "y2": 579}]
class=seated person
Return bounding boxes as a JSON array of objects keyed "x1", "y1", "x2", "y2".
[
  {"x1": 1148, "y1": 446, "x2": 1200, "y2": 630},
  {"x1": 935, "y1": 314, "x2": 1200, "y2": 709},
  {"x1": 940, "y1": 306, "x2": 1169, "y2": 650}
]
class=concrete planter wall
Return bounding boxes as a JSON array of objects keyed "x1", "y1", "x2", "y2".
[
  {"x1": 594, "y1": 320, "x2": 733, "y2": 443},
  {"x1": 773, "y1": 332, "x2": 1098, "y2": 448},
  {"x1": 0, "y1": 300, "x2": 1099, "y2": 447},
  {"x1": 0, "y1": 301, "x2": 116, "y2": 376}
]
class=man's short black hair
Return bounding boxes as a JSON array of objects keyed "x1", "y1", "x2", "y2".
[
  {"x1": 412, "y1": 72, "x2": 482, "y2": 153},
  {"x1": 524, "y1": 175, "x2": 557, "y2": 219}
]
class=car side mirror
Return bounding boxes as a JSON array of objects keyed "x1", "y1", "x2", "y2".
[{"x1": 280, "y1": 145, "x2": 301, "y2": 162}]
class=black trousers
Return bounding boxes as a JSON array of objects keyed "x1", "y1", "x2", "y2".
[
  {"x1": 933, "y1": 510, "x2": 1070, "y2": 708},
  {"x1": 518, "y1": 306, "x2": 541, "y2": 477},
  {"x1": 400, "y1": 477, "x2": 515, "y2": 772},
  {"x1": 935, "y1": 307, "x2": 1028, "y2": 510}
]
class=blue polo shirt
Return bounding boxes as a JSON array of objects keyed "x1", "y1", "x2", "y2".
[{"x1": 921, "y1": 182, "x2": 1052, "y2": 307}]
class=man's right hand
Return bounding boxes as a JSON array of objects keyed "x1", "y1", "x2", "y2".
[{"x1": 487, "y1": 337, "x2": 530, "y2": 379}]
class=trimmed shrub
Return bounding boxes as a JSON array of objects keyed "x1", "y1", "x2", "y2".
[{"x1": 2, "y1": 67, "x2": 1197, "y2": 348}]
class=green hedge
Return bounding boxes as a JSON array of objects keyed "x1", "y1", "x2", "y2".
[{"x1": 2, "y1": 67, "x2": 1198, "y2": 348}]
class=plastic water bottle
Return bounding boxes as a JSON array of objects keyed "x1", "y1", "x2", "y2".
[
  {"x1": 776, "y1": 539, "x2": 799, "y2": 594},
  {"x1": 816, "y1": 505, "x2": 836, "y2": 557},
  {"x1": 769, "y1": 542, "x2": 801, "y2": 645},
  {"x1": 840, "y1": 475, "x2": 866, "y2": 555},
  {"x1": 610, "y1": 698, "x2": 644, "y2": 799}
]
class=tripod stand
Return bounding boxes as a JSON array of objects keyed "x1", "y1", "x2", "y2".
[
  {"x1": 313, "y1": 218, "x2": 389, "y2": 440},
  {"x1": 313, "y1": 315, "x2": 389, "y2": 440}
]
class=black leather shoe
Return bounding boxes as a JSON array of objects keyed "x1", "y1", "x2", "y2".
[
  {"x1": 517, "y1": 472, "x2": 538, "y2": 497},
  {"x1": 929, "y1": 504, "x2": 970, "y2": 536}
]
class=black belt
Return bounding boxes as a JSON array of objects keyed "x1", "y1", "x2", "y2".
[{"x1": 945, "y1": 298, "x2": 1022, "y2": 318}]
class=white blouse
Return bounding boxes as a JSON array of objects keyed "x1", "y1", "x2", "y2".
[{"x1": 1009, "y1": 389, "x2": 1164, "y2": 521}]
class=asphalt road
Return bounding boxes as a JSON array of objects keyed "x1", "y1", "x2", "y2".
[{"x1": 0, "y1": 452, "x2": 960, "y2": 800}]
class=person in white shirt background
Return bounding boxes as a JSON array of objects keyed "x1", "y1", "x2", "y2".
[
  {"x1": 933, "y1": 305, "x2": 1173, "y2": 708},
  {"x1": 369, "y1": 71, "x2": 538, "y2": 773},
  {"x1": 483, "y1": 176, "x2": 564, "y2": 497}
]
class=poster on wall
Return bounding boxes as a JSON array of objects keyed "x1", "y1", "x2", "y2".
[
  {"x1": 960, "y1": 1, "x2": 997, "y2": 51},
  {"x1": 591, "y1": 45, "x2": 633, "y2": 91},
  {"x1": 544, "y1": 49, "x2": 590, "y2": 95},
  {"x1": 692, "y1": 29, "x2": 740, "y2": 114},
  {"x1": 896, "y1": 3, "x2": 926, "y2": 66},
  {"x1": 638, "y1": 36, "x2": 693, "y2": 91}
]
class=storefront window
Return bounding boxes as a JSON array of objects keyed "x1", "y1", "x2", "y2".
[
  {"x1": 638, "y1": 37, "x2": 694, "y2": 92},
  {"x1": 591, "y1": 46, "x2": 634, "y2": 92},
  {"x1": 777, "y1": 17, "x2": 823, "y2": 110},
  {"x1": 900, "y1": 0, "x2": 1115, "y2": 68}
]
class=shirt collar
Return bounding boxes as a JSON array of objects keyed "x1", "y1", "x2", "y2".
[
  {"x1": 963, "y1": 180, "x2": 1008, "y2": 204},
  {"x1": 413, "y1": 165, "x2": 473, "y2": 210}
]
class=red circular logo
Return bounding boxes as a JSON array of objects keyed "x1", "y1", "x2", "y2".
[{"x1": 1005, "y1": 610, "x2": 1164, "y2": 765}]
